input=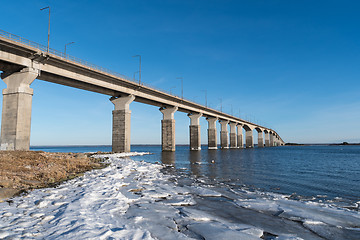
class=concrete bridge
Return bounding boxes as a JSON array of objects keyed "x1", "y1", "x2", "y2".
[{"x1": 0, "y1": 30, "x2": 285, "y2": 152}]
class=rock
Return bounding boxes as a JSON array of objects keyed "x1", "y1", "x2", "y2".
[
  {"x1": 0, "y1": 179, "x2": 13, "y2": 188},
  {"x1": 75, "y1": 153, "x2": 88, "y2": 159},
  {"x1": 0, "y1": 188, "x2": 20, "y2": 200},
  {"x1": 20, "y1": 179, "x2": 43, "y2": 188},
  {"x1": 129, "y1": 188, "x2": 144, "y2": 193}
]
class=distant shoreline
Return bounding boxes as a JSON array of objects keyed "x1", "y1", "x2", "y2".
[{"x1": 285, "y1": 142, "x2": 360, "y2": 146}]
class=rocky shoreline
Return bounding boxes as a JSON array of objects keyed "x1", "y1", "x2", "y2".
[{"x1": 0, "y1": 151, "x2": 107, "y2": 201}]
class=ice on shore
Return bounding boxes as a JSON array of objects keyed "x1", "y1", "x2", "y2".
[
  {"x1": 234, "y1": 192, "x2": 360, "y2": 228},
  {"x1": 0, "y1": 152, "x2": 359, "y2": 239}
]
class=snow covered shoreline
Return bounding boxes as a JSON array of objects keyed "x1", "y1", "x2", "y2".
[{"x1": 1, "y1": 153, "x2": 359, "y2": 239}]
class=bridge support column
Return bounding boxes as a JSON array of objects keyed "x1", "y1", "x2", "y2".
[
  {"x1": 188, "y1": 113, "x2": 202, "y2": 150},
  {"x1": 160, "y1": 106, "x2": 178, "y2": 151},
  {"x1": 111, "y1": 95, "x2": 135, "y2": 153},
  {"x1": 274, "y1": 136, "x2": 277, "y2": 146},
  {"x1": 245, "y1": 129, "x2": 254, "y2": 148},
  {"x1": 257, "y1": 130, "x2": 264, "y2": 148},
  {"x1": 229, "y1": 122, "x2": 237, "y2": 148},
  {"x1": 219, "y1": 120, "x2": 229, "y2": 149},
  {"x1": 237, "y1": 124, "x2": 243, "y2": 148},
  {"x1": 206, "y1": 117, "x2": 217, "y2": 150},
  {"x1": 270, "y1": 134, "x2": 274, "y2": 146},
  {"x1": 1, "y1": 68, "x2": 39, "y2": 150},
  {"x1": 264, "y1": 132, "x2": 270, "y2": 147}
]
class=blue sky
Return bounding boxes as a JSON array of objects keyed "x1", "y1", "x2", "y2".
[{"x1": 1, "y1": 0, "x2": 360, "y2": 145}]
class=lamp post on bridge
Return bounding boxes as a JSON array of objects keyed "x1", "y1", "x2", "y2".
[
  {"x1": 40, "y1": 6, "x2": 51, "y2": 53},
  {"x1": 64, "y1": 42, "x2": 75, "y2": 56},
  {"x1": 132, "y1": 55, "x2": 141, "y2": 85}
]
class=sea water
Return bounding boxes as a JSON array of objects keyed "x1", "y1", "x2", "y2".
[{"x1": 31, "y1": 144, "x2": 360, "y2": 208}]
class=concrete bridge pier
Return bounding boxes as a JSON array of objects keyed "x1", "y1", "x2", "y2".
[
  {"x1": 188, "y1": 113, "x2": 202, "y2": 150},
  {"x1": 256, "y1": 129, "x2": 264, "y2": 148},
  {"x1": 219, "y1": 120, "x2": 229, "y2": 149},
  {"x1": 264, "y1": 131, "x2": 270, "y2": 147},
  {"x1": 111, "y1": 94, "x2": 135, "y2": 152},
  {"x1": 270, "y1": 133, "x2": 274, "y2": 146},
  {"x1": 274, "y1": 135, "x2": 278, "y2": 146},
  {"x1": 237, "y1": 124, "x2": 243, "y2": 148},
  {"x1": 160, "y1": 106, "x2": 178, "y2": 151},
  {"x1": 206, "y1": 117, "x2": 218, "y2": 150},
  {"x1": 229, "y1": 122, "x2": 237, "y2": 148},
  {"x1": 0, "y1": 68, "x2": 39, "y2": 150},
  {"x1": 245, "y1": 129, "x2": 254, "y2": 148}
]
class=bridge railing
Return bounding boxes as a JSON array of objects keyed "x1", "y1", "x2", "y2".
[
  {"x1": 0, "y1": 29, "x2": 132, "y2": 81},
  {"x1": 0, "y1": 29, "x2": 47, "y2": 52}
]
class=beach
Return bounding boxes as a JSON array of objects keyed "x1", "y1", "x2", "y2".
[{"x1": 1, "y1": 150, "x2": 359, "y2": 239}]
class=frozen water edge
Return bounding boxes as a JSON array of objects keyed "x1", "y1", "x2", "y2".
[{"x1": 0, "y1": 153, "x2": 359, "y2": 240}]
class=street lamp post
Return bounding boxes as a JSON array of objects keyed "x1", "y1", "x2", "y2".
[
  {"x1": 176, "y1": 77, "x2": 183, "y2": 99},
  {"x1": 64, "y1": 42, "x2": 75, "y2": 56},
  {"x1": 132, "y1": 55, "x2": 141, "y2": 85},
  {"x1": 40, "y1": 6, "x2": 51, "y2": 53}
]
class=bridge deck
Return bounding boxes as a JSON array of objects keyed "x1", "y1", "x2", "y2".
[{"x1": 0, "y1": 29, "x2": 283, "y2": 142}]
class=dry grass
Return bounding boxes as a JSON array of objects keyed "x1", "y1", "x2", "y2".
[{"x1": 0, "y1": 151, "x2": 105, "y2": 193}]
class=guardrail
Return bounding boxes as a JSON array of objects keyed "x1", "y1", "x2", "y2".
[{"x1": 0, "y1": 29, "x2": 132, "y2": 81}]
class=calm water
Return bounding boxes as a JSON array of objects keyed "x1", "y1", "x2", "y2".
[{"x1": 31, "y1": 145, "x2": 360, "y2": 207}]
